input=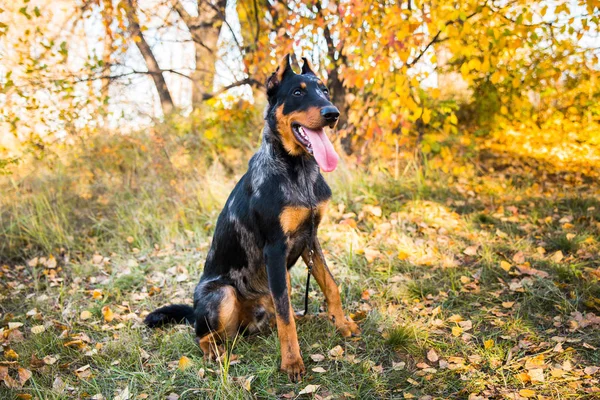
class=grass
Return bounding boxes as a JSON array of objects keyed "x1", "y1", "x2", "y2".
[{"x1": 1, "y1": 126, "x2": 600, "y2": 399}]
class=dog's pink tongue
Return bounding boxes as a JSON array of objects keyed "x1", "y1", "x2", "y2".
[{"x1": 303, "y1": 127, "x2": 339, "y2": 172}]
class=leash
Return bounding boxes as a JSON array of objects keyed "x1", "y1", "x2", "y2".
[{"x1": 300, "y1": 156, "x2": 316, "y2": 316}]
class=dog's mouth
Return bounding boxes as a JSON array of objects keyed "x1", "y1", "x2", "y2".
[{"x1": 291, "y1": 123, "x2": 339, "y2": 172}]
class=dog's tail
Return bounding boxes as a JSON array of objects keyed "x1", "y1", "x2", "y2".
[{"x1": 144, "y1": 304, "x2": 195, "y2": 328}]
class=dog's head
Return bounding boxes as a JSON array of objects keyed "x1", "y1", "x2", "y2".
[{"x1": 266, "y1": 55, "x2": 340, "y2": 172}]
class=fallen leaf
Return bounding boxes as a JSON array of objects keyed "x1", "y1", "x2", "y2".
[
  {"x1": 166, "y1": 394, "x2": 179, "y2": 400},
  {"x1": 512, "y1": 251, "x2": 525, "y2": 264},
  {"x1": 312, "y1": 367, "x2": 327, "y2": 373},
  {"x1": 92, "y1": 289, "x2": 103, "y2": 299},
  {"x1": 427, "y1": 349, "x2": 439, "y2": 363},
  {"x1": 518, "y1": 389, "x2": 536, "y2": 398},
  {"x1": 484, "y1": 339, "x2": 494, "y2": 349},
  {"x1": 242, "y1": 375, "x2": 254, "y2": 391},
  {"x1": 452, "y1": 326, "x2": 463, "y2": 337},
  {"x1": 80, "y1": 310, "x2": 92, "y2": 320},
  {"x1": 31, "y1": 325, "x2": 45, "y2": 334},
  {"x1": 499, "y1": 261, "x2": 511, "y2": 271},
  {"x1": 551, "y1": 251, "x2": 564, "y2": 263},
  {"x1": 102, "y1": 306, "x2": 114, "y2": 323},
  {"x1": 463, "y1": 246, "x2": 478, "y2": 256},
  {"x1": 178, "y1": 356, "x2": 192, "y2": 371},
  {"x1": 528, "y1": 368, "x2": 544, "y2": 383},
  {"x1": 310, "y1": 354, "x2": 325, "y2": 362},
  {"x1": 114, "y1": 386, "x2": 130, "y2": 400},
  {"x1": 584, "y1": 366, "x2": 599, "y2": 375},
  {"x1": 298, "y1": 384, "x2": 320, "y2": 395},
  {"x1": 46, "y1": 255, "x2": 57, "y2": 269},
  {"x1": 502, "y1": 301, "x2": 515, "y2": 309},
  {"x1": 4, "y1": 349, "x2": 19, "y2": 360},
  {"x1": 18, "y1": 368, "x2": 32, "y2": 386},
  {"x1": 328, "y1": 345, "x2": 344, "y2": 358}
]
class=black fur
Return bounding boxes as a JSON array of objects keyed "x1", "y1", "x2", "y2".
[{"x1": 144, "y1": 304, "x2": 194, "y2": 328}]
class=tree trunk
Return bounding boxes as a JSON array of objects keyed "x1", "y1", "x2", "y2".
[
  {"x1": 322, "y1": 24, "x2": 352, "y2": 154},
  {"x1": 124, "y1": 0, "x2": 174, "y2": 115},
  {"x1": 174, "y1": 0, "x2": 226, "y2": 109}
]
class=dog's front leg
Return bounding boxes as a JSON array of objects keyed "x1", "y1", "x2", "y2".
[
  {"x1": 264, "y1": 242, "x2": 305, "y2": 381},
  {"x1": 302, "y1": 237, "x2": 360, "y2": 337}
]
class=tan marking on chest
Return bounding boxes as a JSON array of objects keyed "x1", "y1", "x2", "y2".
[{"x1": 280, "y1": 201, "x2": 329, "y2": 234}]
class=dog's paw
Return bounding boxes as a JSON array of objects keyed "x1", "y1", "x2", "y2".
[
  {"x1": 281, "y1": 358, "x2": 305, "y2": 382},
  {"x1": 335, "y1": 316, "x2": 361, "y2": 338}
]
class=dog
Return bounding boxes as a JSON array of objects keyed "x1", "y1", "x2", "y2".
[{"x1": 144, "y1": 54, "x2": 360, "y2": 381}]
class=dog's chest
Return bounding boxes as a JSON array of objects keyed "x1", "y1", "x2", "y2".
[{"x1": 279, "y1": 200, "x2": 328, "y2": 237}]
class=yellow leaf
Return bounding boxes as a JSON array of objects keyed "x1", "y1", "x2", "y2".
[
  {"x1": 484, "y1": 339, "x2": 494, "y2": 349},
  {"x1": 31, "y1": 325, "x2": 45, "y2": 334},
  {"x1": 421, "y1": 109, "x2": 432, "y2": 125},
  {"x1": 452, "y1": 326, "x2": 463, "y2": 337},
  {"x1": 499, "y1": 261, "x2": 511, "y2": 271},
  {"x1": 519, "y1": 389, "x2": 536, "y2": 398},
  {"x1": 101, "y1": 306, "x2": 114, "y2": 323},
  {"x1": 178, "y1": 356, "x2": 192, "y2": 371},
  {"x1": 551, "y1": 251, "x2": 564, "y2": 263},
  {"x1": 4, "y1": 349, "x2": 19, "y2": 360},
  {"x1": 80, "y1": 310, "x2": 92, "y2": 320},
  {"x1": 92, "y1": 289, "x2": 103, "y2": 300},
  {"x1": 502, "y1": 301, "x2": 515, "y2": 309}
]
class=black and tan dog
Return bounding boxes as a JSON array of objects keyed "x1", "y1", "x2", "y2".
[{"x1": 144, "y1": 55, "x2": 359, "y2": 381}]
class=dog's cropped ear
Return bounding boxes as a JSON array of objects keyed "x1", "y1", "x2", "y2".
[
  {"x1": 301, "y1": 57, "x2": 316, "y2": 76},
  {"x1": 266, "y1": 54, "x2": 293, "y2": 97}
]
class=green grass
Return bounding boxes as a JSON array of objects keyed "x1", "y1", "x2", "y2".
[{"x1": 1, "y1": 130, "x2": 600, "y2": 399}]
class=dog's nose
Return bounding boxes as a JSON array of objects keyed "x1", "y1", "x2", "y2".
[{"x1": 321, "y1": 106, "x2": 340, "y2": 122}]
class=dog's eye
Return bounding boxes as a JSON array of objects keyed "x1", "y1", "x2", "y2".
[
  {"x1": 293, "y1": 89, "x2": 303, "y2": 96},
  {"x1": 322, "y1": 88, "x2": 329, "y2": 95}
]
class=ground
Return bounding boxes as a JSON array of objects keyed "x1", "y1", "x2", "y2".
[{"x1": 1, "y1": 132, "x2": 599, "y2": 399}]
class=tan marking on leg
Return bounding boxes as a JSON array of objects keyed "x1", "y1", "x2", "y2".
[
  {"x1": 302, "y1": 239, "x2": 360, "y2": 337},
  {"x1": 197, "y1": 286, "x2": 242, "y2": 360},
  {"x1": 273, "y1": 276, "x2": 304, "y2": 381},
  {"x1": 280, "y1": 206, "x2": 311, "y2": 234}
]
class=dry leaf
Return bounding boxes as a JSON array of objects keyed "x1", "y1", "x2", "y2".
[
  {"x1": 329, "y1": 345, "x2": 344, "y2": 358},
  {"x1": 518, "y1": 389, "x2": 536, "y2": 398},
  {"x1": 92, "y1": 289, "x2": 103, "y2": 299},
  {"x1": 499, "y1": 261, "x2": 511, "y2": 271},
  {"x1": 512, "y1": 251, "x2": 525, "y2": 264},
  {"x1": 584, "y1": 366, "x2": 599, "y2": 375},
  {"x1": 298, "y1": 384, "x2": 320, "y2": 395},
  {"x1": 551, "y1": 250, "x2": 564, "y2": 263},
  {"x1": 427, "y1": 349, "x2": 439, "y2": 363},
  {"x1": 31, "y1": 325, "x2": 45, "y2": 334},
  {"x1": 102, "y1": 306, "x2": 114, "y2": 322},
  {"x1": 310, "y1": 354, "x2": 325, "y2": 362},
  {"x1": 484, "y1": 339, "x2": 494, "y2": 349},
  {"x1": 4, "y1": 349, "x2": 19, "y2": 360},
  {"x1": 502, "y1": 301, "x2": 515, "y2": 309},
  {"x1": 18, "y1": 368, "x2": 32, "y2": 386},
  {"x1": 312, "y1": 367, "x2": 327, "y2": 373},
  {"x1": 528, "y1": 368, "x2": 544, "y2": 383},
  {"x1": 463, "y1": 246, "x2": 478, "y2": 256},
  {"x1": 80, "y1": 310, "x2": 92, "y2": 320}
]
